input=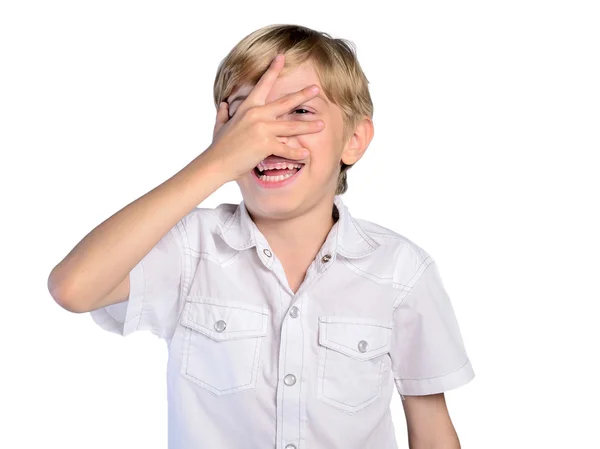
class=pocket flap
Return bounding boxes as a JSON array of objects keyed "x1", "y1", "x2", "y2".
[
  {"x1": 318, "y1": 316, "x2": 392, "y2": 361},
  {"x1": 181, "y1": 297, "x2": 269, "y2": 342}
]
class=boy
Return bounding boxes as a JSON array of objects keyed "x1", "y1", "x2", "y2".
[{"x1": 49, "y1": 24, "x2": 474, "y2": 449}]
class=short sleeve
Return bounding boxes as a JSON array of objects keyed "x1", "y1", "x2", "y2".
[
  {"x1": 89, "y1": 221, "x2": 187, "y2": 341},
  {"x1": 390, "y1": 258, "x2": 475, "y2": 396}
]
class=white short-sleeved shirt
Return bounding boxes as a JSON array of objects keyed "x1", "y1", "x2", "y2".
[{"x1": 90, "y1": 195, "x2": 475, "y2": 449}]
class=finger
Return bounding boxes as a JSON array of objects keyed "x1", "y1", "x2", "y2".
[
  {"x1": 270, "y1": 143, "x2": 310, "y2": 162},
  {"x1": 213, "y1": 102, "x2": 229, "y2": 136},
  {"x1": 269, "y1": 118, "x2": 325, "y2": 137},
  {"x1": 264, "y1": 84, "x2": 322, "y2": 119},
  {"x1": 243, "y1": 53, "x2": 285, "y2": 109}
]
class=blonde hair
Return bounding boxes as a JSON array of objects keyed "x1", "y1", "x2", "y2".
[{"x1": 213, "y1": 24, "x2": 373, "y2": 195}]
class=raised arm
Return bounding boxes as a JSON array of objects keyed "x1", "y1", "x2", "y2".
[
  {"x1": 48, "y1": 53, "x2": 325, "y2": 314},
  {"x1": 47, "y1": 151, "x2": 227, "y2": 313}
]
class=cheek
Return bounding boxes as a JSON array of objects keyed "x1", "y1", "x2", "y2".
[
  {"x1": 297, "y1": 121, "x2": 337, "y2": 149},
  {"x1": 296, "y1": 118, "x2": 343, "y2": 171},
  {"x1": 299, "y1": 141, "x2": 343, "y2": 177}
]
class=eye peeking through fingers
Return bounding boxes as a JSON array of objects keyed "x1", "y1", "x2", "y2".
[{"x1": 227, "y1": 107, "x2": 312, "y2": 120}]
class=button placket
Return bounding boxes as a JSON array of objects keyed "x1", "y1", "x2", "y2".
[
  {"x1": 289, "y1": 306, "x2": 300, "y2": 318},
  {"x1": 277, "y1": 296, "x2": 305, "y2": 448},
  {"x1": 284, "y1": 374, "x2": 296, "y2": 386}
]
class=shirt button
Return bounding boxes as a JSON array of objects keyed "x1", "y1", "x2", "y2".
[
  {"x1": 289, "y1": 306, "x2": 300, "y2": 318},
  {"x1": 285, "y1": 445, "x2": 297, "y2": 449},
  {"x1": 284, "y1": 374, "x2": 296, "y2": 386},
  {"x1": 263, "y1": 248, "x2": 272, "y2": 257},
  {"x1": 358, "y1": 340, "x2": 369, "y2": 353},
  {"x1": 214, "y1": 320, "x2": 227, "y2": 332},
  {"x1": 321, "y1": 253, "x2": 332, "y2": 263}
]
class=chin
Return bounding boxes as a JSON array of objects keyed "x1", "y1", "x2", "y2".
[
  {"x1": 243, "y1": 191, "x2": 305, "y2": 219},
  {"x1": 237, "y1": 169, "x2": 332, "y2": 219}
]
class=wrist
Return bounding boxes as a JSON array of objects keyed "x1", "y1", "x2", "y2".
[{"x1": 192, "y1": 146, "x2": 233, "y2": 186}]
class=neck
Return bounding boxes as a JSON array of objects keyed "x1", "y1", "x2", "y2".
[{"x1": 250, "y1": 197, "x2": 337, "y2": 263}]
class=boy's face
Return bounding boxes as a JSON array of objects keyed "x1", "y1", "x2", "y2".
[{"x1": 226, "y1": 60, "x2": 372, "y2": 220}]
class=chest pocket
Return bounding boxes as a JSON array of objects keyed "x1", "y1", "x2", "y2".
[
  {"x1": 180, "y1": 297, "x2": 269, "y2": 396},
  {"x1": 317, "y1": 316, "x2": 392, "y2": 414}
]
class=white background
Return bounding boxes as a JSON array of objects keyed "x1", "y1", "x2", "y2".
[{"x1": 2, "y1": 0, "x2": 599, "y2": 447}]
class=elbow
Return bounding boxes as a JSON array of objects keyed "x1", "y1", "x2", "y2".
[
  {"x1": 48, "y1": 271, "x2": 89, "y2": 314},
  {"x1": 55, "y1": 296, "x2": 89, "y2": 314}
]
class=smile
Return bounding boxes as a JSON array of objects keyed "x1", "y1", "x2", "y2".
[{"x1": 251, "y1": 163, "x2": 305, "y2": 189}]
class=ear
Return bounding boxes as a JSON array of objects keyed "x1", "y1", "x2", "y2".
[{"x1": 341, "y1": 117, "x2": 374, "y2": 165}]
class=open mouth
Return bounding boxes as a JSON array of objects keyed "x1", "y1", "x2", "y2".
[
  {"x1": 252, "y1": 161, "x2": 305, "y2": 187},
  {"x1": 253, "y1": 162, "x2": 305, "y2": 182}
]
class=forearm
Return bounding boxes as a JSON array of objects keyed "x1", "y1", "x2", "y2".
[
  {"x1": 48, "y1": 149, "x2": 227, "y2": 309},
  {"x1": 403, "y1": 393, "x2": 461, "y2": 449},
  {"x1": 408, "y1": 435, "x2": 460, "y2": 449},
  {"x1": 408, "y1": 423, "x2": 461, "y2": 449}
]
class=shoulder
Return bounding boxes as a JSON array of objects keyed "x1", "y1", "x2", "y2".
[
  {"x1": 356, "y1": 216, "x2": 433, "y2": 265},
  {"x1": 182, "y1": 202, "x2": 238, "y2": 229},
  {"x1": 350, "y1": 216, "x2": 435, "y2": 291},
  {"x1": 174, "y1": 203, "x2": 239, "y2": 254}
]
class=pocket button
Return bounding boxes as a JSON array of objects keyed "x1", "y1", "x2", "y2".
[
  {"x1": 358, "y1": 339, "x2": 369, "y2": 353},
  {"x1": 214, "y1": 320, "x2": 227, "y2": 332}
]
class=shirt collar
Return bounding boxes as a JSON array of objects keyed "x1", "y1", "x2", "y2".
[{"x1": 218, "y1": 195, "x2": 380, "y2": 261}]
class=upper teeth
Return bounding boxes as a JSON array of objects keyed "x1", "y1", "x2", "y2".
[{"x1": 257, "y1": 162, "x2": 303, "y2": 172}]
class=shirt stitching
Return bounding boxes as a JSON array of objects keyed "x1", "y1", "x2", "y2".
[
  {"x1": 393, "y1": 358, "x2": 470, "y2": 381},
  {"x1": 135, "y1": 258, "x2": 147, "y2": 333},
  {"x1": 345, "y1": 260, "x2": 392, "y2": 282},
  {"x1": 204, "y1": 209, "x2": 226, "y2": 227},
  {"x1": 350, "y1": 216, "x2": 378, "y2": 250},
  {"x1": 282, "y1": 287, "x2": 289, "y2": 449},
  {"x1": 390, "y1": 256, "x2": 434, "y2": 311},
  {"x1": 167, "y1": 221, "x2": 190, "y2": 348},
  {"x1": 298, "y1": 292, "x2": 305, "y2": 447}
]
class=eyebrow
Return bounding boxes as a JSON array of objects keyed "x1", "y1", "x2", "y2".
[{"x1": 228, "y1": 91, "x2": 329, "y2": 108}]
